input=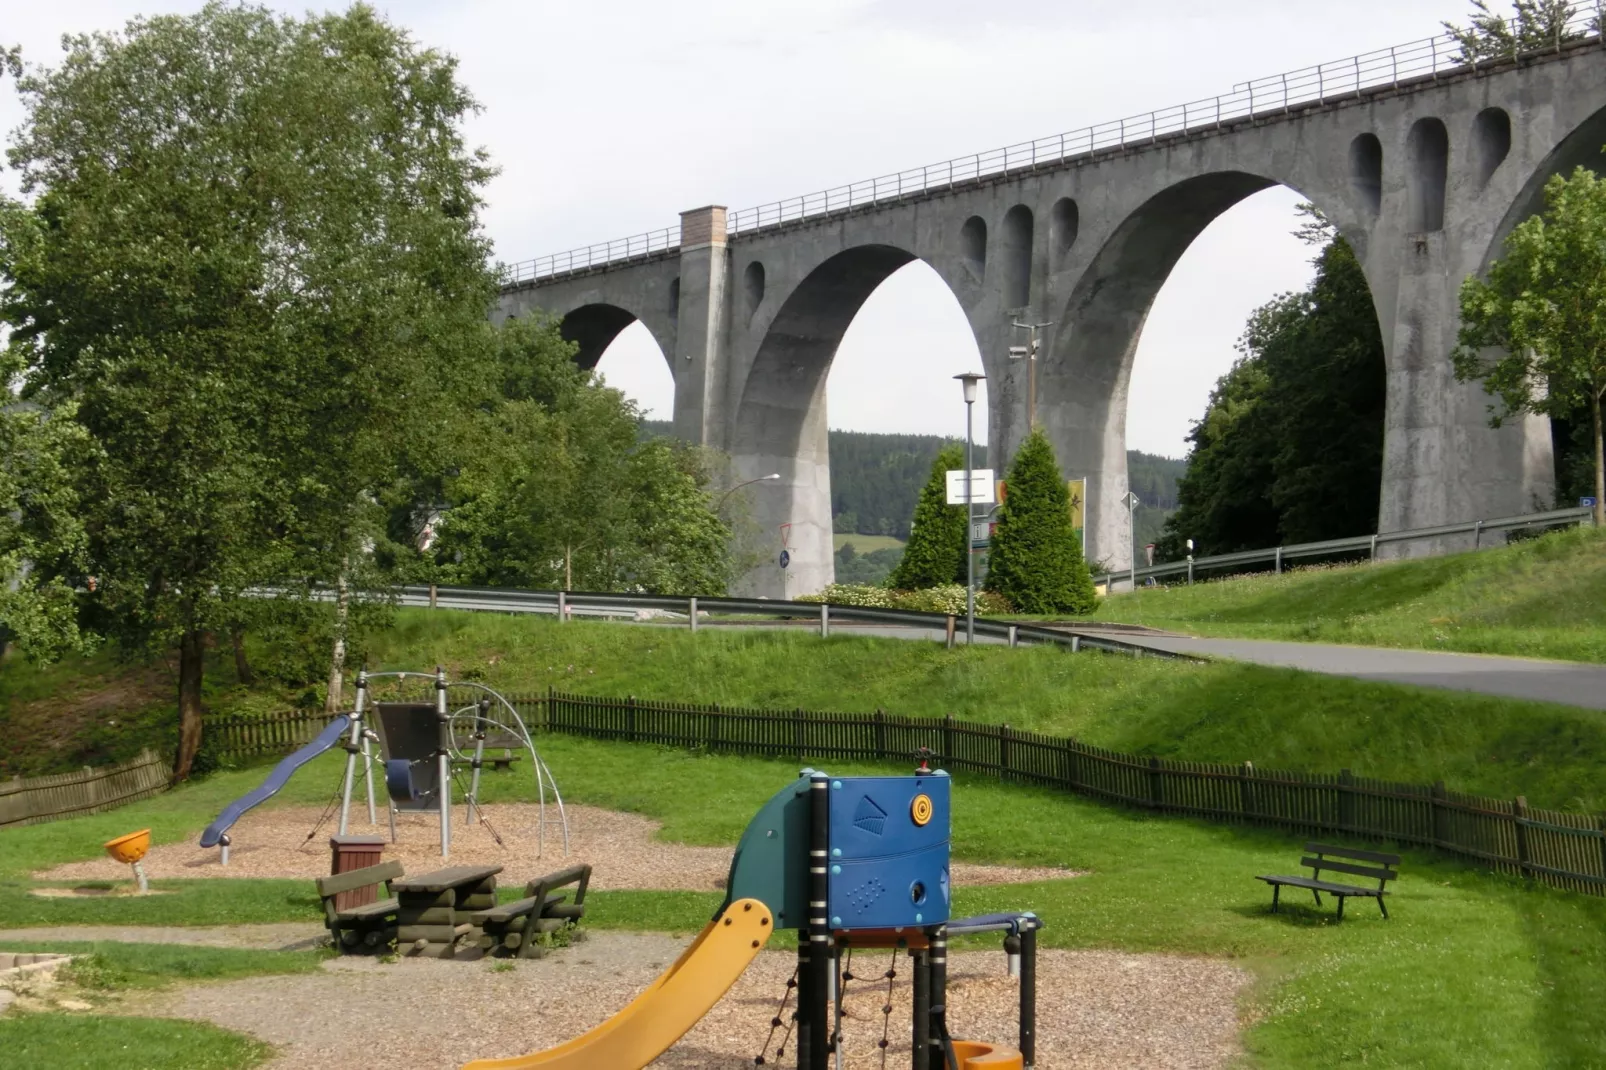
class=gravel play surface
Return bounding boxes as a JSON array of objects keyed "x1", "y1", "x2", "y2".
[
  {"x1": 36, "y1": 804, "x2": 1079, "y2": 890},
  {"x1": 133, "y1": 932, "x2": 1248, "y2": 1069}
]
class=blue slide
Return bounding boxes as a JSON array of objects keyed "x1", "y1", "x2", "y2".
[{"x1": 200, "y1": 715, "x2": 352, "y2": 848}]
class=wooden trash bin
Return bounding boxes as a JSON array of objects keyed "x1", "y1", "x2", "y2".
[{"x1": 329, "y1": 836, "x2": 387, "y2": 912}]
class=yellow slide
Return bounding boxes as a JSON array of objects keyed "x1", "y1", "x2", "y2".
[{"x1": 461, "y1": 899, "x2": 773, "y2": 1070}]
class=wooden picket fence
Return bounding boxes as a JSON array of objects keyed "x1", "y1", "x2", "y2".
[
  {"x1": 0, "y1": 748, "x2": 172, "y2": 828},
  {"x1": 200, "y1": 690, "x2": 1606, "y2": 897},
  {"x1": 208, "y1": 711, "x2": 334, "y2": 760}
]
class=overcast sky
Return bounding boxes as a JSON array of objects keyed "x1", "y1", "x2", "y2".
[{"x1": 2, "y1": 0, "x2": 1471, "y2": 455}]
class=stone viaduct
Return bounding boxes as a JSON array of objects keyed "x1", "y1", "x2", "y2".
[{"x1": 496, "y1": 31, "x2": 1606, "y2": 598}]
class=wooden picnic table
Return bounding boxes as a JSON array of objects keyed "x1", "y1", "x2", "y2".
[{"x1": 393, "y1": 863, "x2": 504, "y2": 958}]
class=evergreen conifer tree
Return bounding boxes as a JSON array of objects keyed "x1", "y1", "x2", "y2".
[
  {"x1": 985, "y1": 430, "x2": 1097, "y2": 614},
  {"x1": 888, "y1": 443, "x2": 967, "y2": 589}
]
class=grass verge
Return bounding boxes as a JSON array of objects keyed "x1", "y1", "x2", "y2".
[
  {"x1": 0, "y1": 1014, "x2": 272, "y2": 1069},
  {"x1": 1090, "y1": 524, "x2": 1606, "y2": 663},
  {"x1": 0, "y1": 940, "x2": 329, "y2": 990}
]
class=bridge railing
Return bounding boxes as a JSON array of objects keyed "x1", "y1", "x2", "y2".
[
  {"x1": 1094, "y1": 505, "x2": 1596, "y2": 590},
  {"x1": 502, "y1": 8, "x2": 1600, "y2": 282},
  {"x1": 501, "y1": 223, "x2": 681, "y2": 286}
]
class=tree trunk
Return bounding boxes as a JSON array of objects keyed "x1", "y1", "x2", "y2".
[
  {"x1": 231, "y1": 627, "x2": 254, "y2": 686},
  {"x1": 173, "y1": 629, "x2": 206, "y2": 782},
  {"x1": 1593, "y1": 393, "x2": 1604, "y2": 529},
  {"x1": 324, "y1": 568, "x2": 350, "y2": 714},
  {"x1": 565, "y1": 545, "x2": 572, "y2": 592}
]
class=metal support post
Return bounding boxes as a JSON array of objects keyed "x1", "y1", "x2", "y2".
[
  {"x1": 467, "y1": 697, "x2": 489, "y2": 826},
  {"x1": 689, "y1": 596, "x2": 697, "y2": 633},
  {"x1": 557, "y1": 590, "x2": 566, "y2": 622},
  {"x1": 820, "y1": 602, "x2": 829, "y2": 638},
  {"x1": 1187, "y1": 555, "x2": 1195, "y2": 586},
  {"x1": 1008, "y1": 624, "x2": 1018, "y2": 648},
  {"x1": 911, "y1": 947, "x2": 931, "y2": 1070},
  {"x1": 801, "y1": 771, "x2": 832, "y2": 1070},
  {"x1": 1021, "y1": 923, "x2": 1038, "y2": 1068},
  {"x1": 337, "y1": 670, "x2": 368, "y2": 836},
  {"x1": 964, "y1": 396, "x2": 976, "y2": 645},
  {"x1": 435, "y1": 666, "x2": 451, "y2": 858},
  {"x1": 929, "y1": 925, "x2": 951, "y2": 1069}
]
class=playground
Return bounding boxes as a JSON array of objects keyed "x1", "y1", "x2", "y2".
[{"x1": 3, "y1": 675, "x2": 1606, "y2": 1067}]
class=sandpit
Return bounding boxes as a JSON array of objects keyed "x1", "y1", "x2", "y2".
[
  {"x1": 132, "y1": 932, "x2": 1248, "y2": 1069},
  {"x1": 35, "y1": 804, "x2": 1080, "y2": 891}
]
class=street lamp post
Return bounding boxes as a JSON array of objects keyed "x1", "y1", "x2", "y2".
[
  {"x1": 1123, "y1": 490, "x2": 1141, "y2": 591},
  {"x1": 716, "y1": 472, "x2": 780, "y2": 513},
  {"x1": 954, "y1": 373, "x2": 985, "y2": 646},
  {"x1": 1009, "y1": 319, "x2": 1054, "y2": 433}
]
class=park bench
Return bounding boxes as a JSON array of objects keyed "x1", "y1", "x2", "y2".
[
  {"x1": 315, "y1": 859, "x2": 403, "y2": 952},
  {"x1": 1257, "y1": 842, "x2": 1400, "y2": 920},
  {"x1": 472, "y1": 863, "x2": 593, "y2": 958}
]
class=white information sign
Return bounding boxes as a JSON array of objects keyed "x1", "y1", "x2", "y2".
[{"x1": 945, "y1": 469, "x2": 996, "y2": 506}]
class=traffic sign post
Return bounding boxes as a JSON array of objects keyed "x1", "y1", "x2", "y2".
[{"x1": 945, "y1": 469, "x2": 996, "y2": 506}]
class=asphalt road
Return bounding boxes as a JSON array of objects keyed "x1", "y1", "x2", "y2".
[
  {"x1": 1071, "y1": 630, "x2": 1606, "y2": 711},
  {"x1": 703, "y1": 620, "x2": 1606, "y2": 711}
]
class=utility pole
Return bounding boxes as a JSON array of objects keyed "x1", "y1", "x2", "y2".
[
  {"x1": 954, "y1": 373, "x2": 985, "y2": 646},
  {"x1": 1009, "y1": 320, "x2": 1055, "y2": 434}
]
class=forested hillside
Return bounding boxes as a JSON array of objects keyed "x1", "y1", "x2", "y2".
[{"x1": 640, "y1": 420, "x2": 1183, "y2": 560}]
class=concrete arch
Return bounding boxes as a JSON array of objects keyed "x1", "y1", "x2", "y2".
[
  {"x1": 1481, "y1": 100, "x2": 1606, "y2": 272},
  {"x1": 729, "y1": 243, "x2": 975, "y2": 595},
  {"x1": 1043, "y1": 170, "x2": 1377, "y2": 571}
]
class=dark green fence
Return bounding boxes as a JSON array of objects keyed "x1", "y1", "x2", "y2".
[{"x1": 214, "y1": 690, "x2": 1606, "y2": 897}]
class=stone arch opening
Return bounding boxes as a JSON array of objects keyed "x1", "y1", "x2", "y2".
[
  {"x1": 960, "y1": 216, "x2": 987, "y2": 281},
  {"x1": 1473, "y1": 108, "x2": 1512, "y2": 191},
  {"x1": 1350, "y1": 133, "x2": 1383, "y2": 217},
  {"x1": 1049, "y1": 173, "x2": 1384, "y2": 575},
  {"x1": 1406, "y1": 118, "x2": 1450, "y2": 233},
  {"x1": 1482, "y1": 100, "x2": 1606, "y2": 505},
  {"x1": 1001, "y1": 205, "x2": 1034, "y2": 309},
  {"x1": 559, "y1": 303, "x2": 675, "y2": 422},
  {"x1": 743, "y1": 260, "x2": 766, "y2": 322},
  {"x1": 1050, "y1": 197, "x2": 1080, "y2": 270},
  {"x1": 731, "y1": 245, "x2": 984, "y2": 597}
]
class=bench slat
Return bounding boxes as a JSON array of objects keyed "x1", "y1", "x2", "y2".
[
  {"x1": 316, "y1": 860, "x2": 404, "y2": 898},
  {"x1": 1258, "y1": 875, "x2": 1385, "y2": 897},
  {"x1": 335, "y1": 897, "x2": 401, "y2": 921},
  {"x1": 1305, "y1": 842, "x2": 1401, "y2": 866},
  {"x1": 1300, "y1": 856, "x2": 1396, "y2": 882}
]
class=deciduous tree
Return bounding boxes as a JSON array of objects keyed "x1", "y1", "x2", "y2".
[
  {"x1": 0, "y1": 3, "x2": 497, "y2": 776},
  {"x1": 1455, "y1": 165, "x2": 1606, "y2": 528}
]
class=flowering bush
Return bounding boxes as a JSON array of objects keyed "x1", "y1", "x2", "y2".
[{"x1": 798, "y1": 584, "x2": 1012, "y2": 616}]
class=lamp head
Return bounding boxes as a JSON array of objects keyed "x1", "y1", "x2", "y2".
[{"x1": 954, "y1": 372, "x2": 984, "y2": 404}]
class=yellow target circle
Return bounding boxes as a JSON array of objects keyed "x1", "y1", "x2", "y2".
[{"x1": 910, "y1": 793, "x2": 934, "y2": 827}]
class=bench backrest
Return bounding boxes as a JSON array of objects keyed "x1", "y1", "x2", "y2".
[
  {"x1": 524, "y1": 863, "x2": 593, "y2": 916},
  {"x1": 315, "y1": 859, "x2": 405, "y2": 900},
  {"x1": 1303, "y1": 842, "x2": 1400, "y2": 890}
]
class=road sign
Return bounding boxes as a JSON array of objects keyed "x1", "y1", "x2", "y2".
[
  {"x1": 945, "y1": 469, "x2": 996, "y2": 505},
  {"x1": 971, "y1": 520, "x2": 994, "y2": 546},
  {"x1": 1583, "y1": 497, "x2": 1599, "y2": 509},
  {"x1": 779, "y1": 549, "x2": 791, "y2": 569}
]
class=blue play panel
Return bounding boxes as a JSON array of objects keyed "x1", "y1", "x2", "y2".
[{"x1": 827, "y1": 774, "x2": 951, "y2": 930}]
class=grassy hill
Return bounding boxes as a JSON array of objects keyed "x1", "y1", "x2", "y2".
[
  {"x1": 7, "y1": 608, "x2": 1606, "y2": 810},
  {"x1": 1091, "y1": 524, "x2": 1606, "y2": 663}
]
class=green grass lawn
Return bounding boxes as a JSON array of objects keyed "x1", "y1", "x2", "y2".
[
  {"x1": 2, "y1": 735, "x2": 1603, "y2": 1067},
  {"x1": 832, "y1": 533, "x2": 906, "y2": 553},
  {"x1": 1090, "y1": 524, "x2": 1606, "y2": 663},
  {"x1": 0, "y1": 1015, "x2": 272, "y2": 1070}
]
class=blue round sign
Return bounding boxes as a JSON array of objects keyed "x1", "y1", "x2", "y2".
[{"x1": 779, "y1": 550, "x2": 791, "y2": 569}]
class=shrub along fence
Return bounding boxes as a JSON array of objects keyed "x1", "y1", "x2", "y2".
[
  {"x1": 0, "y1": 748, "x2": 172, "y2": 828},
  {"x1": 210, "y1": 691, "x2": 1606, "y2": 897}
]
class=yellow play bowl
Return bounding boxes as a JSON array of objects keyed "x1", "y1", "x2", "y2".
[{"x1": 103, "y1": 829, "x2": 151, "y2": 865}]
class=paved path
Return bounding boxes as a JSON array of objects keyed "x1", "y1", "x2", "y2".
[{"x1": 1073, "y1": 630, "x2": 1606, "y2": 710}]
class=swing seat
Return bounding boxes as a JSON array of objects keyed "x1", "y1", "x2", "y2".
[{"x1": 385, "y1": 759, "x2": 418, "y2": 802}]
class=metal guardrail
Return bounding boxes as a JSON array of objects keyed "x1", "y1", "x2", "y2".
[
  {"x1": 501, "y1": 10, "x2": 1600, "y2": 283},
  {"x1": 1095, "y1": 506, "x2": 1596, "y2": 589},
  {"x1": 394, "y1": 584, "x2": 1173, "y2": 658}
]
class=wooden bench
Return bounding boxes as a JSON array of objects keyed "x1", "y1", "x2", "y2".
[
  {"x1": 473, "y1": 863, "x2": 592, "y2": 958},
  {"x1": 315, "y1": 860, "x2": 403, "y2": 952},
  {"x1": 1257, "y1": 842, "x2": 1400, "y2": 921}
]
